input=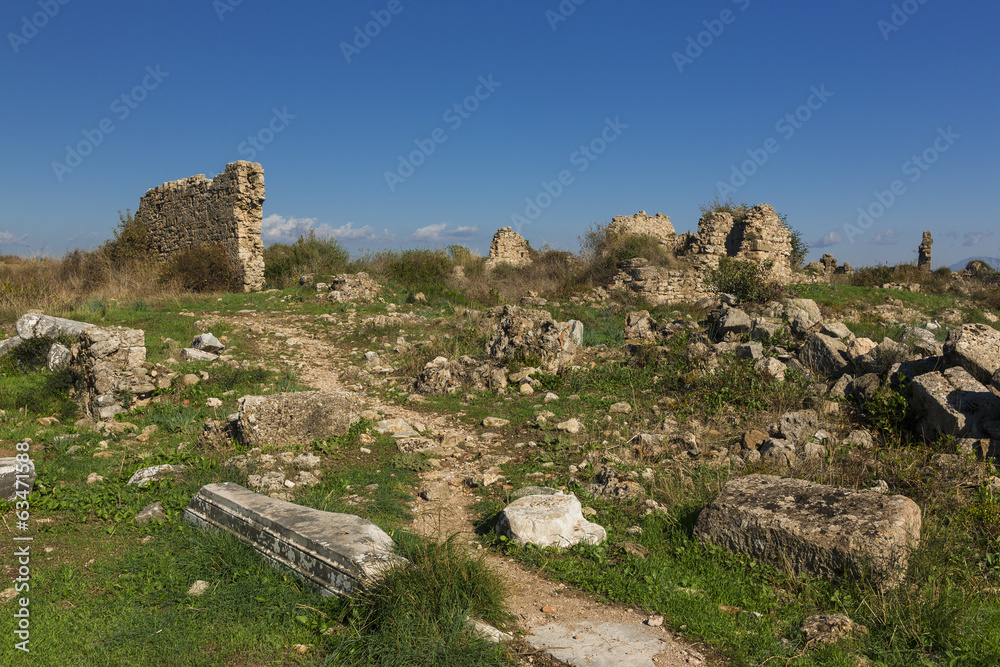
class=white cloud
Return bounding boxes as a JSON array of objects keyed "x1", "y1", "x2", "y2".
[
  {"x1": 870, "y1": 229, "x2": 897, "y2": 246},
  {"x1": 0, "y1": 231, "x2": 27, "y2": 246},
  {"x1": 814, "y1": 231, "x2": 842, "y2": 248},
  {"x1": 262, "y1": 215, "x2": 394, "y2": 243},
  {"x1": 408, "y1": 223, "x2": 480, "y2": 243},
  {"x1": 963, "y1": 231, "x2": 994, "y2": 247},
  {"x1": 261, "y1": 214, "x2": 317, "y2": 241}
]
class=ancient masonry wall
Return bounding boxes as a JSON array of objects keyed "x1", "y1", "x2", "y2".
[
  {"x1": 607, "y1": 211, "x2": 677, "y2": 249},
  {"x1": 137, "y1": 161, "x2": 266, "y2": 292},
  {"x1": 486, "y1": 227, "x2": 532, "y2": 270}
]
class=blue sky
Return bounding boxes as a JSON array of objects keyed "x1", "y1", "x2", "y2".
[{"x1": 2, "y1": 0, "x2": 997, "y2": 269}]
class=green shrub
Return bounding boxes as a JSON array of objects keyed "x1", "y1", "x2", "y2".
[
  {"x1": 263, "y1": 230, "x2": 350, "y2": 288},
  {"x1": 158, "y1": 243, "x2": 241, "y2": 293},
  {"x1": 99, "y1": 210, "x2": 154, "y2": 264},
  {"x1": 578, "y1": 224, "x2": 676, "y2": 288},
  {"x1": 707, "y1": 257, "x2": 784, "y2": 304}
]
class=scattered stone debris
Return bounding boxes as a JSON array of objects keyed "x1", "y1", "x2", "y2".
[
  {"x1": 801, "y1": 614, "x2": 867, "y2": 645},
  {"x1": 485, "y1": 305, "x2": 582, "y2": 371}
]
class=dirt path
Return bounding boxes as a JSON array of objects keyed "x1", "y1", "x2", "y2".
[{"x1": 219, "y1": 309, "x2": 712, "y2": 667}]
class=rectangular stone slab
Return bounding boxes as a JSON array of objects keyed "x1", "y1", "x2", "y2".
[
  {"x1": 184, "y1": 482, "x2": 399, "y2": 596},
  {"x1": 694, "y1": 474, "x2": 921, "y2": 589}
]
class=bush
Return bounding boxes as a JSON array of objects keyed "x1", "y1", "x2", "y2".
[
  {"x1": 158, "y1": 243, "x2": 241, "y2": 293},
  {"x1": 578, "y1": 224, "x2": 677, "y2": 288},
  {"x1": 263, "y1": 230, "x2": 350, "y2": 288},
  {"x1": 99, "y1": 210, "x2": 154, "y2": 264},
  {"x1": 707, "y1": 257, "x2": 784, "y2": 304}
]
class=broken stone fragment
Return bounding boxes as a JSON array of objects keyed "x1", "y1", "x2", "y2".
[
  {"x1": 496, "y1": 491, "x2": 606, "y2": 549},
  {"x1": 694, "y1": 474, "x2": 920, "y2": 589},
  {"x1": 0, "y1": 336, "x2": 23, "y2": 357},
  {"x1": 191, "y1": 333, "x2": 225, "y2": 354},
  {"x1": 127, "y1": 464, "x2": 189, "y2": 488},
  {"x1": 136, "y1": 501, "x2": 166, "y2": 524},
  {"x1": 46, "y1": 343, "x2": 72, "y2": 372},
  {"x1": 179, "y1": 348, "x2": 219, "y2": 362},
  {"x1": 911, "y1": 367, "x2": 1000, "y2": 439},
  {"x1": 944, "y1": 323, "x2": 1000, "y2": 386},
  {"x1": 0, "y1": 454, "x2": 35, "y2": 501},
  {"x1": 233, "y1": 390, "x2": 359, "y2": 447},
  {"x1": 799, "y1": 333, "x2": 850, "y2": 377}
]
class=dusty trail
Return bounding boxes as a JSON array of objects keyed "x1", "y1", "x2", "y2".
[{"x1": 220, "y1": 309, "x2": 712, "y2": 667}]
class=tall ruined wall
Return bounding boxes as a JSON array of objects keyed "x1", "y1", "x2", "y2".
[
  {"x1": 734, "y1": 204, "x2": 792, "y2": 283},
  {"x1": 137, "y1": 161, "x2": 265, "y2": 292},
  {"x1": 607, "y1": 211, "x2": 677, "y2": 249}
]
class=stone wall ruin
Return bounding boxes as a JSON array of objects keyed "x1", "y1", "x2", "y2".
[
  {"x1": 486, "y1": 227, "x2": 532, "y2": 270},
  {"x1": 607, "y1": 211, "x2": 677, "y2": 249},
  {"x1": 137, "y1": 161, "x2": 266, "y2": 292}
]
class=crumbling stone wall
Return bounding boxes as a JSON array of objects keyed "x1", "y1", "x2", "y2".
[
  {"x1": 607, "y1": 211, "x2": 677, "y2": 249},
  {"x1": 137, "y1": 161, "x2": 265, "y2": 292},
  {"x1": 72, "y1": 326, "x2": 154, "y2": 420},
  {"x1": 608, "y1": 258, "x2": 711, "y2": 305},
  {"x1": 486, "y1": 227, "x2": 532, "y2": 270},
  {"x1": 689, "y1": 204, "x2": 792, "y2": 283}
]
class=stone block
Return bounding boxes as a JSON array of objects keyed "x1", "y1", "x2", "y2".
[
  {"x1": 799, "y1": 333, "x2": 850, "y2": 377},
  {"x1": 233, "y1": 390, "x2": 359, "y2": 447},
  {"x1": 192, "y1": 333, "x2": 225, "y2": 354},
  {"x1": 694, "y1": 474, "x2": 921, "y2": 589},
  {"x1": 47, "y1": 343, "x2": 72, "y2": 372},
  {"x1": 911, "y1": 367, "x2": 1000, "y2": 438},
  {"x1": 944, "y1": 323, "x2": 1000, "y2": 385},
  {"x1": 184, "y1": 482, "x2": 400, "y2": 596},
  {"x1": 496, "y1": 492, "x2": 605, "y2": 549},
  {"x1": 0, "y1": 454, "x2": 34, "y2": 501},
  {"x1": 0, "y1": 336, "x2": 23, "y2": 357}
]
